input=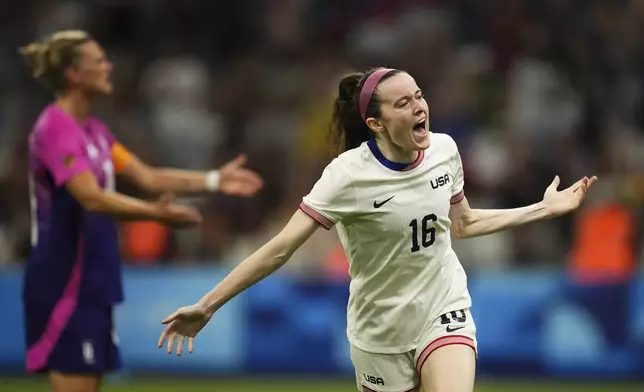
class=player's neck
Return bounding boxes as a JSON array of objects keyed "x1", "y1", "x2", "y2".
[
  {"x1": 375, "y1": 139, "x2": 418, "y2": 164},
  {"x1": 55, "y1": 90, "x2": 93, "y2": 123}
]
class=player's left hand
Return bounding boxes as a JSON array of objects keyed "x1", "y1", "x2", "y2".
[
  {"x1": 218, "y1": 154, "x2": 264, "y2": 197},
  {"x1": 158, "y1": 304, "x2": 212, "y2": 356},
  {"x1": 542, "y1": 175, "x2": 598, "y2": 217}
]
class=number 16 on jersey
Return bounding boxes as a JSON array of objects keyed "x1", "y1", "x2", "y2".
[{"x1": 409, "y1": 213, "x2": 437, "y2": 252}]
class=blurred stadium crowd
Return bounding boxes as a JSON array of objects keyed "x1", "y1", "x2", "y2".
[{"x1": 0, "y1": 0, "x2": 642, "y2": 276}]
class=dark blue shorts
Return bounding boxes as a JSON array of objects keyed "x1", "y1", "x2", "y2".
[{"x1": 24, "y1": 301, "x2": 122, "y2": 374}]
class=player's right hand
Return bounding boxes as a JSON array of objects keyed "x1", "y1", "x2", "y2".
[
  {"x1": 155, "y1": 193, "x2": 203, "y2": 228},
  {"x1": 158, "y1": 304, "x2": 212, "y2": 356}
]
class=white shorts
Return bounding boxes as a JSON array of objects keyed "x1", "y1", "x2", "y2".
[{"x1": 350, "y1": 308, "x2": 477, "y2": 392}]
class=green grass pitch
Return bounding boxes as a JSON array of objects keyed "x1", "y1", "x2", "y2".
[{"x1": 0, "y1": 377, "x2": 642, "y2": 392}]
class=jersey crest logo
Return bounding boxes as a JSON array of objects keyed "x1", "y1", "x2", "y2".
[
  {"x1": 430, "y1": 174, "x2": 450, "y2": 189},
  {"x1": 63, "y1": 155, "x2": 75, "y2": 167}
]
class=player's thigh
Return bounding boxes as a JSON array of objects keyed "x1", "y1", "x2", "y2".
[
  {"x1": 419, "y1": 344, "x2": 475, "y2": 392},
  {"x1": 47, "y1": 304, "x2": 120, "y2": 392},
  {"x1": 48, "y1": 371, "x2": 102, "y2": 392},
  {"x1": 414, "y1": 308, "x2": 477, "y2": 392},
  {"x1": 349, "y1": 344, "x2": 419, "y2": 392}
]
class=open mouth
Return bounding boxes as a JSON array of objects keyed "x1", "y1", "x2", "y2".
[{"x1": 413, "y1": 119, "x2": 427, "y2": 134}]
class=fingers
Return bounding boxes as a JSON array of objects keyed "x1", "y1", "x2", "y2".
[
  {"x1": 157, "y1": 325, "x2": 170, "y2": 348},
  {"x1": 570, "y1": 177, "x2": 585, "y2": 192},
  {"x1": 572, "y1": 175, "x2": 598, "y2": 193},
  {"x1": 555, "y1": 175, "x2": 599, "y2": 193},
  {"x1": 177, "y1": 335, "x2": 186, "y2": 356},
  {"x1": 227, "y1": 154, "x2": 247, "y2": 168},
  {"x1": 588, "y1": 175, "x2": 598, "y2": 187},
  {"x1": 575, "y1": 176, "x2": 589, "y2": 191},
  {"x1": 245, "y1": 170, "x2": 264, "y2": 187},
  {"x1": 158, "y1": 324, "x2": 191, "y2": 355},
  {"x1": 571, "y1": 175, "x2": 600, "y2": 206},
  {"x1": 165, "y1": 207, "x2": 203, "y2": 228},
  {"x1": 158, "y1": 330, "x2": 193, "y2": 355},
  {"x1": 158, "y1": 192, "x2": 175, "y2": 205},
  {"x1": 175, "y1": 334, "x2": 195, "y2": 356},
  {"x1": 547, "y1": 175, "x2": 561, "y2": 191},
  {"x1": 234, "y1": 169, "x2": 264, "y2": 195},
  {"x1": 579, "y1": 178, "x2": 588, "y2": 198},
  {"x1": 184, "y1": 208, "x2": 203, "y2": 224},
  {"x1": 167, "y1": 332, "x2": 177, "y2": 354},
  {"x1": 161, "y1": 311, "x2": 178, "y2": 324}
]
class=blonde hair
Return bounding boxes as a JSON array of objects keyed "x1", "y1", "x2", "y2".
[{"x1": 20, "y1": 30, "x2": 93, "y2": 93}]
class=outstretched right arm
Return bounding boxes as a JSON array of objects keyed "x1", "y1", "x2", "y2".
[
  {"x1": 159, "y1": 210, "x2": 321, "y2": 355},
  {"x1": 65, "y1": 171, "x2": 195, "y2": 223},
  {"x1": 158, "y1": 158, "x2": 355, "y2": 355},
  {"x1": 194, "y1": 159, "x2": 355, "y2": 313},
  {"x1": 35, "y1": 123, "x2": 201, "y2": 226},
  {"x1": 197, "y1": 209, "x2": 320, "y2": 313}
]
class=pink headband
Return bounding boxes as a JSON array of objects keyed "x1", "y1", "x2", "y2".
[{"x1": 359, "y1": 68, "x2": 394, "y2": 121}]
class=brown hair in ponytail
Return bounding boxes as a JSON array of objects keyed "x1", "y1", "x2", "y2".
[{"x1": 329, "y1": 68, "x2": 401, "y2": 155}]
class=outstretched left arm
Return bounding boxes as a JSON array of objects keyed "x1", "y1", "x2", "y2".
[
  {"x1": 449, "y1": 175, "x2": 597, "y2": 239},
  {"x1": 112, "y1": 143, "x2": 263, "y2": 197}
]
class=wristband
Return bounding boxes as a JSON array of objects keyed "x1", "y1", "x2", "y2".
[{"x1": 205, "y1": 170, "x2": 221, "y2": 192}]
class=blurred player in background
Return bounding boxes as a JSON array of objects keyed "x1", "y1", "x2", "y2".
[
  {"x1": 158, "y1": 68, "x2": 596, "y2": 392},
  {"x1": 21, "y1": 30, "x2": 263, "y2": 392}
]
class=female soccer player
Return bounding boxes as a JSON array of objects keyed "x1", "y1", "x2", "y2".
[
  {"x1": 158, "y1": 68, "x2": 596, "y2": 392},
  {"x1": 21, "y1": 30, "x2": 263, "y2": 392}
]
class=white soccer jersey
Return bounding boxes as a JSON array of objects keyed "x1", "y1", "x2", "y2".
[{"x1": 300, "y1": 132, "x2": 472, "y2": 354}]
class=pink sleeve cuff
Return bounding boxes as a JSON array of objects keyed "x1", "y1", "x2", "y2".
[{"x1": 299, "y1": 202, "x2": 335, "y2": 230}]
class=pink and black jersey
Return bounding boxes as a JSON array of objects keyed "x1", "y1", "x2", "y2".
[{"x1": 24, "y1": 104, "x2": 123, "y2": 307}]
